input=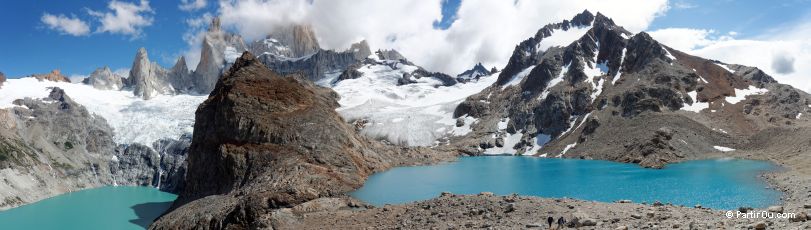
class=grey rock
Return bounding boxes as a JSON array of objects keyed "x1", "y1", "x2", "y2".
[
  {"x1": 768, "y1": 205, "x2": 784, "y2": 213},
  {"x1": 83, "y1": 66, "x2": 124, "y2": 90},
  {"x1": 126, "y1": 48, "x2": 175, "y2": 100}
]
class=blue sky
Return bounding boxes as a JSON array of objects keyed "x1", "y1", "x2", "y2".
[{"x1": 1, "y1": 0, "x2": 809, "y2": 79}]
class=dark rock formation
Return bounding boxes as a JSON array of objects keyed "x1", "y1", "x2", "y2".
[
  {"x1": 0, "y1": 72, "x2": 5, "y2": 87},
  {"x1": 457, "y1": 63, "x2": 491, "y2": 82},
  {"x1": 150, "y1": 52, "x2": 455, "y2": 229},
  {"x1": 83, "y1": 66, "x2": 124, "y2": 90}
]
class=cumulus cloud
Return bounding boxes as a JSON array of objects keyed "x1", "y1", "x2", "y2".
[
  {"x1": 650, "y1": 19, "x2": 811, "y2": 92},
  {"x1": 210, "y1": 0, "x2": 669, "y2": 74},
  {"x1": 41, "y1": 13, "x2": 91, "y2": 36},
  {"x1": 649, "y1": 28, "x2": 735, "y2": 51},
  {"x1": 88, "y1": 0, "x2": 154, "y2": 38},
  {"x1": 179, "y1": 0, "x2": 207, "y2": 11}
]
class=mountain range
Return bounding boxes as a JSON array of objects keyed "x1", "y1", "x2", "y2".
[{"x1": 0, "y1": 10, "x2": 810, "y2": 229}]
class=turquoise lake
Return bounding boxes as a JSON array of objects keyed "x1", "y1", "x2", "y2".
[
  {"x1": 351, "y1": 157, "x2": 782, "y2": 210},
  {"x1": 0, "y1": 186, "x2": 177, "y2": 230}
]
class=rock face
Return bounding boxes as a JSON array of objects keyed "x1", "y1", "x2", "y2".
[
  {"x1": 192, "y1": 17, "x2": 249, "y2": 94},
  {"x1": 83, "y1": 66, "x2": 124, "y2": 90},
  {"x1": 126, "y1": 48, "x2": 176, "y2": 100},
  {"x1": 247, "y1": 24, "x2": 321, "y2": 58},
  {"x1": 451, "y1": 10, "x2": 811, "y2": 168},
  {"x1": 0, "y1": 87, "x2": 187, "y2": 210},
  {"x1": 0, "y1": 72, "x2": 5, "y2": 87},
  {"x1": 29, "y1": 69, "x2": 70, "y2": 83},
  {"x1": 150, "y1": 52, "x2": 455, "y2": 229},
  {"x1": 168, "y1": 57, "x2": 193, "y2": 93}
]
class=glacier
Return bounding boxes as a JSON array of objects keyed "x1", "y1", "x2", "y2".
[{"x1": 0, "y1": 78, "x2": 207, "y2": 145}]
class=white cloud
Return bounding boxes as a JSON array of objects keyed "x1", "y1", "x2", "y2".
[
  {"x1": 672, "y1": 1, "x2": 697, "y2": 9},
  {"x1": 88, "y1": 0, "x2": 154, "y2": 38},
  {"x1": 179, "y1": 0, "x2": 207, "y2": 11},
  {"x1": 649, "y1": 28, "x2": 735, "y2": 51},
  {"x1": 180, "y1": 13, "x2": 214, "y2": 70},
  {"x1": 650, "y1": 17, "x2": 811, "y2": 93},
  {"x1": 41, "y1": 13, "x2": 91, "y2": 36},
  {"x1": 213, "y1": 0, "x2": 670, "y2": 74}
]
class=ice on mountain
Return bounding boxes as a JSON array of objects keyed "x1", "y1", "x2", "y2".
[
  {"x1": 681, "y1": 91, "x2": 709, "y2": 112},
  {"x1": 0, "y1": 78, "x2": 206, "y2": 145},
  {"x1": 536, "y1": 24, "x2": 593, "y2": 52},
  {"x1": 332, "y1": 61, "x2": 495, "y2": 146},
  {"x1": 713, "y1": 146, "x2": 735, "y2": 152},
  {"x1": 502, "y1": 65, "x2": 535, "y2": 90}
]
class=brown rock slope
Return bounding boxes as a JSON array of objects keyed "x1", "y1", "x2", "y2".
[
  {"x1": 29, "y1": 69, "x2": 70, "y2": 83},
  {"x1": 450, "y1": 11, "x2": 811, "y2": 168},
  {"x1": 150, "y1": 52, "x2": 454, "y2": 229}
]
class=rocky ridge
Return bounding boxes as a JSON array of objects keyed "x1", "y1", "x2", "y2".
[
  {"x1": 0, "y1": 87, "x2": 187, "y2": 210},
  {"x1": 451, "y1": 10, "x2": 811, "y2": 168},
  {"x1": 29, "y1": 69, "x2": 70, "y2": 83},
  {"x1": 83, "y1": 66, "x2": 124, "y2": 90}
]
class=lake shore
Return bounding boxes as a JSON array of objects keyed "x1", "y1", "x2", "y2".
[{"x1": 264, "y1": 128, "x2": 811, "y2": 229}]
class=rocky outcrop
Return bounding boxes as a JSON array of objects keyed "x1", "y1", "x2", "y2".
[
  {"x1": 150, "y1": 52, "x2": 455, "y2": 229},
  {"x1": 29, "y1": 69, "x2": 70, "y2": 83},
  {"x1": 0, "y1": 87, "x2": 188, "y2": 210},
  {"x1": 126, "y1": 48, "x2": 175, "y2": 100},
  {"x1": 258, "y1": 49, "x2": 361, "y2": 82},
  {"x1": 83, "y1": 66, "x2": 124, "y2": 90},
  {"x1": 0, "y1": 87, "x2": 115, "y2": 209},
  {"x1": 112, "y1": 135, "x2": 189, "y2": 192},
  {"x1": 349, "y1": 40, "x2": 372, "y2": 60},
  {"x1": 0, "y1": 72, "x2": 5, "y2": 87}
]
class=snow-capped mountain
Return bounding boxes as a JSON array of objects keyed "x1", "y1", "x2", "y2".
[
  {"x1": 450, "y1": 10, "x2": 811, "y2": 168},
  {"x1": 456, "y1": 63, "x2": 494, "y2": 83}
]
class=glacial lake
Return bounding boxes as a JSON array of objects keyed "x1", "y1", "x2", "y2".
[
  {"x1": 351, "y1": 157, "x2": 781, "y2": 210},
  {"x1": 0, "y1": 186, "x2": 177, "y2": 230}
]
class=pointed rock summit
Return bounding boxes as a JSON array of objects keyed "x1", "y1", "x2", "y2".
[
  {"x1": 193, "y1": 17, "x2": 248, "y2": 94},
  {"x1": 127, "y1": 48, "x2": 175, "y2": 99},
  {"x1": 83, "y1": 66, "x2": 124, "y2": 90}
]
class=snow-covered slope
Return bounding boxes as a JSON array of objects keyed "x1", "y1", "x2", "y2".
[
  {"x1": 332, "y1": 60, "x2": 495, "y2": 146},
  {"x1": 0, "y1": 78, "x2": 206, "y2": 145}
]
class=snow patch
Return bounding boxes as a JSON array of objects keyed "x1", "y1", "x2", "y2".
[
  {"x1": 536, "y1": 24, "x2": 593, "y2": 52},
  {"x1": 726, "y1": 85, "x2": 768, "y2": 104},
  {"x1": 682, "y1": 91, "x2": 709, "y2": 112},
  {"x1": 502, "y1": 65, "x2": 535, "y2": 90},
  {"x1": 713, "y1": 146, "x2": 735, "y2": 152}
]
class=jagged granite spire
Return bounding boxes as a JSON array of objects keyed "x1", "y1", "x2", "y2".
[
  {"x1": 127, "y1": 47, "x2": 175, "y2": 99},
  {"x1": 192, "y1": 17, "x2": 248, "y2": 94}
]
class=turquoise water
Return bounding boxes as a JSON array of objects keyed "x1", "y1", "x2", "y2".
[
  {"x1": 0, "y1": 186, "x2": 177, "y2": 230},
  {"x1": 351, "y1": 157, "x2": 782, "y2": 210}
]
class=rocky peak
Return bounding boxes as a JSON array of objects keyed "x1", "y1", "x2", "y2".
[
  {"x1": 83, "y1": 66, "x2": 124, "y2": 90},
  {"x1": 0, "y1": 72, "x2": 5, "y2": 87},
  {"x1": 30, "y1": 69, "x2": 71, "y2": 83},
  {"x1": 208, "y1": 16, "x2": 221, "y2": 32},
  {"x1": 457, "y1": 62, "x2": 491, "y2": 82},
  {"x1": 192, "y1": 17, "x2": 248, "y2": 94},
  {"x1": 570, "y1": 9, "x2": 595, "y2": 27},
  {"x1": 349, "y1": 40, "x2": 372, "y2": 60},
  {"x1": 127, "y1": 47, "x2": 175, "y2": 99},
  {"x1": 171, "y1": 56, "x2": 188, "y2": 73}
]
